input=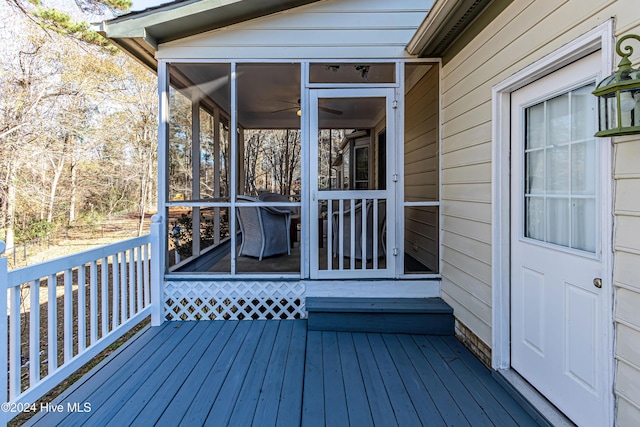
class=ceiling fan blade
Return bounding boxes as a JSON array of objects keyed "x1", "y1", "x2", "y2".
[
  {"x1": 270, "y1": 106, "x2": 298, "y2": 114},
  {"x1": 319, "y1": 106, "x2": 343, "y2": 115},
  {"x1": 275, "y1": 100, "x2": 300, "y2": 106}
]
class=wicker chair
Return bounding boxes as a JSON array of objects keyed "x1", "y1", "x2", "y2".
[{"x1": 237, "y1": 196, "x2": 291, "y2": 260}]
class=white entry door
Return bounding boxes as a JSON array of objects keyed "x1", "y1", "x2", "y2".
[
  {"x1": 510, "y1": 52, "x2": 610, "y2": 427},
  {"x1": 309, "y1": 88, "x2": 396, "y2": 279}
]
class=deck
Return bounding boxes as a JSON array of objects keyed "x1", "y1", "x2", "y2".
[{"x1": 25, "y1": 320, "x2": 542, "y2": 426}]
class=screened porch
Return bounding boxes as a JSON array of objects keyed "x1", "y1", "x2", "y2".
[{"x1": 163, "y1": 61, "x2": 441, "y2": 279}]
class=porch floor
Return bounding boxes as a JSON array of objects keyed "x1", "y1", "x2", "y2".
[{"x1": 26, "y1": 320, "x2": 541, "y2": 426}]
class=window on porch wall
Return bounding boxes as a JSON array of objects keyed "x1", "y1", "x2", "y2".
[
  {"x1": 166, "y1": 62, "x2": 302, "y2": 274},
  {"x1": 167, "y1": 63, "x2": 232, "y2": 271},
  {"x1": 235, "y1": 63, "x2": 301, "y2": 274},
  {"x1": 404, "y1": 63, "x2": 440, "y2": 274}
]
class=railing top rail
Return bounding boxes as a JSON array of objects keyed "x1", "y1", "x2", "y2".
[
  {"x1": 5, "y1": 234, "x2": 152, "y2": 288},
  {"x1": 316, "y1": 190, "x2": 387, "y2": 200}
]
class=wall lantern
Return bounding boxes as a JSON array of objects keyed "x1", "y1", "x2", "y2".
[{"x1": 593, "y1": 34, "x2": 640, "y2": 137}]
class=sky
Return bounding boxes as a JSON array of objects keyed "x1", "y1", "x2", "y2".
[{"x1": 130, "y1": 0, "x2": 168, "y2": 11}]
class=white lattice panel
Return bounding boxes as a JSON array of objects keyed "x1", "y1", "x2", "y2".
[{"x1": 164, "y1": 280, "x2": 306, "y2": 321}]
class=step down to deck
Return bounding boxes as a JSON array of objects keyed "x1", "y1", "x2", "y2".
[{"x1": 306, "y1": 297, "x2": 454, "y2": 335}]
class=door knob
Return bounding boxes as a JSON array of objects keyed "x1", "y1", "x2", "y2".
[{"x1": 593, "y1": 278, "x2": 602, "y2": 288}]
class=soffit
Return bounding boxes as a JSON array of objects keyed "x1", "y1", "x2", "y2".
[
  {"x1": 406, "y1": 0, "x2": 498, "y2": 58},
  {"x1": 97, "y1": 0, "x2": 322, "y2": 72}
]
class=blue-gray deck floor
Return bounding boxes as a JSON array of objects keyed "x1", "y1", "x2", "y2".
[{"x1": 25, "y1": 320, "x2": 541, "y2": 426}]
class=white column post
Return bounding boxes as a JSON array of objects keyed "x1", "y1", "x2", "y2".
[
  {"x1": 213, "y1": 108, "x2": 221, "y2": 245},
  {"x1": 150, "y1": 215, "x2": 164, "y2": 326},
  {"x1": 153, "y1": 59, "x2": 169, "y2": 327},
  {"x1": 192, "y1": 99, "x2": 201, "y2": 257},
  {"x1": 0, "y1": 241, "x2": 8, "y2": 424}
]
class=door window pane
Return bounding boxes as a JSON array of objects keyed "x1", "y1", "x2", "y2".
[
  {"x1": 525, "y1": 151, "x2": 544, "y2": 194},
  {"x1": 547, "y1": 93, "x2": 570, "y2": 145},
  {"x1": 526, "y1": 103, "x2": 545, "y2": 149},
  {"x1": 523, "y1": 83, "x2": 597, "y2": 253},
  {"x1": 546, "y1": 146, "x2": 569, "y2": 194}
]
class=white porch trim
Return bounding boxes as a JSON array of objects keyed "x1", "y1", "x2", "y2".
[
  {"x1": 490, "y1": 19, "x2": 615, "y2": 424},
  {"x1": 304, "y1": 279, "x2": 440, "y2": 298}
]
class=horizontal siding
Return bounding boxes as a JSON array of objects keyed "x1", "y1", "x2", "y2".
[
  {"x1": 404, "y1": 65, "x2": 439, "y2": 270},
  {"x1": 614, "y1": 131, "x2": 640, "y2": 424},
  {"x1": 439, "y1": 0, "x2": 640, "y2": 382},
  {"x1": 157, "y1": 0, "x2": 430, "y2": 59}
]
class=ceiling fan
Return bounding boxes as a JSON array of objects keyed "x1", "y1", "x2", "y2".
[{"x1": 271, "y1": 99, "x2": 343, "y2": 115}]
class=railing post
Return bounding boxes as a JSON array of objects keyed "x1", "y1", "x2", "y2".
[
  {"x1": 150, "y1": 215, "x2": 164, "y2": 326},
  {"x1": 0, "y1": 241, "x2": 8, "y2": 425}
]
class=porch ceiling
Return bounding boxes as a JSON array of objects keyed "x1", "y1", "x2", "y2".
[{"x1": 171, "y1": 62, "x2": 387, "y2": 129}]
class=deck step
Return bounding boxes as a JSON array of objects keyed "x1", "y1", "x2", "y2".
[{"x1": 306, "y1": 297, "x2": 454, "y2": 335}]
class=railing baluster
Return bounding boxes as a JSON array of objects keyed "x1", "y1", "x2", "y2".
[
  {"x1": 361, "y1": 199, "x2": 367, "y2": 270},
  {"x1": 77, "y1": 265, "x2": 86, "y2": 353},
  {"x1": 9, "y1": 286, "x2": 20, "y2": 399},
  {"x1": 339, "y1": 200, "x2": 344, "y2": 270},
  {"x1": 136, "y1": 246, "x2": 143, "y2": 312},
  {"x1": 327, "y1": 201, "x2": 333, "y2": 271},
  {"x1": 63, "y1": 269, "x2": 73, "y2": 363},
  {"x1": 129, "y1": 249, "x2": 135, "y2": 318},
  {"x1": 112, "y1": 253, "x2": 119, "y2": 330},
  {"x1": 350, "y1": 199, "x2": 356, "y2": 268},
  {"x1": 101, "y1": 257, "x2": 109, "y2": 337},
  {"x1": 120, "y1": 251, "x2": 128, "y2": 323},
  {"x1": 29, "y1": 279, "x2": 40, "y2": 387},
  {"x1": 90, "y1": 261, "x2": 98, "y2": 345},
  {"x1": 0, "y1": 251, "x2": 7, "y2": 420},
  {"x1": 143, "y1": 244, "x2": 150, "y2": 307},
  {"x1": 373, "y1": 199, "x2": 379, "y2": 270},
  {"x1": 47, "y1": 274, "x2": 57, "y2": 373}
]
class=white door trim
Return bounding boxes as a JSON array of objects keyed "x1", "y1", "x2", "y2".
[{"x1": 491, "y1": 20, "x2": 614, "y2": 423}]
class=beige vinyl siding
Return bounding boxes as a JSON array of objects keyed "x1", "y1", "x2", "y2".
[
  {"x1": 404, "y1": 65, "x2": 439, "y2": 271},
  {"x1": 440, "y1": 0, "x2": 639, "y2": 377},
  {"x1": 157, "y1": 0, "x2": 429, "y2": 60},
  {"x1": 614, "y1": 137, "x2": 640, "y2": 426}
]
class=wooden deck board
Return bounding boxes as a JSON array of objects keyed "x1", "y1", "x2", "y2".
[
  {"x1": 336, "y1": 332, "x2": 374, "y2": 426},
  {"x1": 154, "y1": 321, "x2": 239, "y2": 425},
  {"x1": 381, "y1": 333, "x2": 446, "y2": 426},
  {"x1": 276, "y1": 320, "x2": 307, "y2": 427},
  {"x1": 124, "y1": 321, "x2": 225, "y2": 425},
  {"x1": 411, "y1": 334, "x2": 495, "y2": 426},
  {"x1": 301, "y1": 330, "x2": 324, "y2": 427},
  {"x1": 179, "y1": 321, "x2": 254, "y2": 425},
  {"x1": 204, "y1": 321, "x2": 267, "y2": 426},
  {"x1": 252, "y1": 321, "x2": 293, "y2": 426},
  {"x1": 103, "y1": 321, "x2": 214, "y2": 426},
  {"x1": 321, "y1": 332, "x2": 349, "y2": 426},
  {"x1": 430, "y1": 335, "x2": 519, "y2": 427},
  {"x1": 441, "y1": 336, "x2": 541, "y2": 426},
  {"x1": 367, "y1": 333, "x2": 423, "y2": 426},
  {"x1": 226, "y1": 321, "x2": 280, "y2": 427},
  {"x1": 25, "y1": 320, "x2": 542, "y2": 427},
  {"x1": 396, "y1": 334, "x2": 471, "y2": 426},
  {"x1": 84, "y1": 322, "x2": 200, "y2": 425},
  {"x1": 350, "y1": 333, "x2": 399, "y2": 426}
]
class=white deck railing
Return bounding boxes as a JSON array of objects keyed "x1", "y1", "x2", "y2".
[{"x1": 0, "y1": 216, "x2": 162, "y2": 424}]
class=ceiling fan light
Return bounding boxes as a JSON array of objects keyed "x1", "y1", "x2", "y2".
[{"x1": 296, "y1": 109, "x2": 302, "y2": 116}]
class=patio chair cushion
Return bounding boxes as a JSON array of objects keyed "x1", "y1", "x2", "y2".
[{"x1": 237, "y1": 196, "x2": 291, "y2": 260}]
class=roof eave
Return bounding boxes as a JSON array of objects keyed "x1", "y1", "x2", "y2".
[
  {"x1": 406, "y1": 0, "x2": 495, "y2": 58},
  {"x1": 97, "y1": 0, "x2": 322, "y2": 73}
]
